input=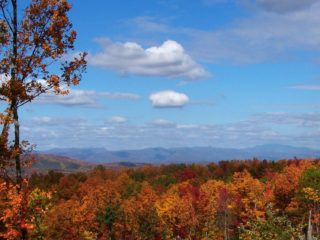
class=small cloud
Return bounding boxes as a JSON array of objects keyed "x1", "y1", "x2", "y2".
[
  {"x1": 89, "y1": 39, "x2": 209, "y2": 80},
  {"x1": 32, "y1": 116, "x2": 53, "y2": 124},
  {"x1": 256, "y1": 0, "x2": 318, "y2": 13},
  {"x1": 99, "y1": 92, "x2": 140, "y2": 100},
  {"x1": 176, "y1": 124, "x2": 200, "y2": 129},
  {"x1": 149, "y1": 90, "x2": 189, "y2": 108},
  {"x1": 108, "y1": 116, "x2": 127, "y2": 124},
  {"x1": 150, "y1": 119, "x2": 176, "y2": 128},
  {"x1": 290, "y1": 84, "x2": 320, "y2": 90}
]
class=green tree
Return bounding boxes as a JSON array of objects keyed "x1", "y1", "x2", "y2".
[
  {"x1": 240, "y1": 209, "x2": 303, "y2": 240},
  {"x1": 300, "y1": 167, "x2": 320, "y2": 193},
  {"x1": 299, "y1": 167, "x2": 320, "y2": 238}
]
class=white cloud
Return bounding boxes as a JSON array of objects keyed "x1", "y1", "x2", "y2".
[
  {"x1": 36, "y1": 90, "x2": 96, "y2": 106},
  {"x1": 35, "y1": 89, "x2": 140, "y2": 107},
  {"x1": 89, "y1": 39, "x2": 209, "y2": 80},
  {"x1": 108, "y1": 116, "x2": 127, "y2": 124},
  {"x1": 149, "y1": 90, "x2": 189, "y2": 108},
  {"x1": 21, "y1": 112, "x2": 320, "y2": 150}
]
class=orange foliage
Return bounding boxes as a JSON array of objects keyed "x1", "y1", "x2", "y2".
[{"x1": 1, "y1": 159, "x2": 319, "y2": 239}]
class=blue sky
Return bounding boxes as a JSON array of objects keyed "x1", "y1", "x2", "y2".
[{"x1": 18, "y1": 0, "x2": 320, "y2": 150}]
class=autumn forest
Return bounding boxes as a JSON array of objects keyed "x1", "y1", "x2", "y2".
[
  {"x1": 1, "y1": 159, "x2": 320, "y2": 239},
  {"x1": 1, "y1": 0, "x2": 320, "y2": 239}
]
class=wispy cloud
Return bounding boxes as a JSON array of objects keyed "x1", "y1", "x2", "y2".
[
  {"x1": 256, "y1": 0, "x2": 319, "y2": 13},
  {"x1": 250, "y1": 112, "x2": 320, "y2": 128},
  {"x1": 88, "y1": 38, "x2": 210, "y2": 80},
  {"x1": 31, "y1": 116, "x2": 87, "y2": 126},
  {"x1": 22, "y1": 111, "x2": 320, "y2": 150},
  {"x1": 98, "y1": 92, "x2": 140, "y2": 100},
  {"x1": 128, "y1": 2, "x2": 320, "y2": 64},
  {"x1": 149, "y1": 119, "x2": 176, "y2": 128},
  {"x1": 203, "y1": 0, "x2": 319, "y2": 13},
  {"x1": 107, "y1": 116, "x2": 128, "y2": 124},
  {"x1": 289, "y1": 84, "x2": 320, "y2": 90},
  {"x1": 35, "y1": 89, "x2": 140, "y2": 107}
]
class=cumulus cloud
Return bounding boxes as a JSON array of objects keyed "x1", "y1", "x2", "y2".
[
  {"x1": 149, "y1": 90, "x2": 189, "y2": 108},
  {"x1": 35, "y1": 89, "x2": 140, "y2": 107},
  {"x1": 89, "y1": 39, "x2": 209, "y2": 80},
  {"x1": 256, "y1": 0, "x2": 319, "y2": 13}
]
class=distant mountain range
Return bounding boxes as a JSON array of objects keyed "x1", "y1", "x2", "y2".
[{"x1": 41, "y1": 144, "x2": 320, "y2": 164}]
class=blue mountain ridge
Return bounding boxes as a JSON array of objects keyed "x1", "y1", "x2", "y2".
[{"x1": 42, "y1": 144, "x2": 320, "y2": 164}]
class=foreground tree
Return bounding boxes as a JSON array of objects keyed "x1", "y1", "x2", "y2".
[
  {"x1": 239, "y1": 208, "x2": 303, "y2": 240},
  {"x1": 0, "y1": 180, "x2": 52, "y2": 240},
  {"x1": 299, "y1": 167, "x2": 320, "y2": 238},
  {"x1": 0, "y1": 0, "x2": 87, "y2": 185}
]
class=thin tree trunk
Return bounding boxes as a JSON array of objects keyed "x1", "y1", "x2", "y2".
[
  {"x1": 224, "y1": 211, "x2": 228, "y2": 240},
  {"x1": 307, "y1": 210, "x2": 313, "y2": 240},
  {"x1": 10, "y1": 1, "x2": 27, "y2": 240},
  {"x1": 10, "y1": 0, "x2": 22, "y2": 187},
  {"x1": 13, "y1": 105, "x2": 21, "y2": 186}
]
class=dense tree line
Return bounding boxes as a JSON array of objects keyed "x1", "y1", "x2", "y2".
[{"x1": 1, "y1": 158, "x2": 320, "y2": 239}]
